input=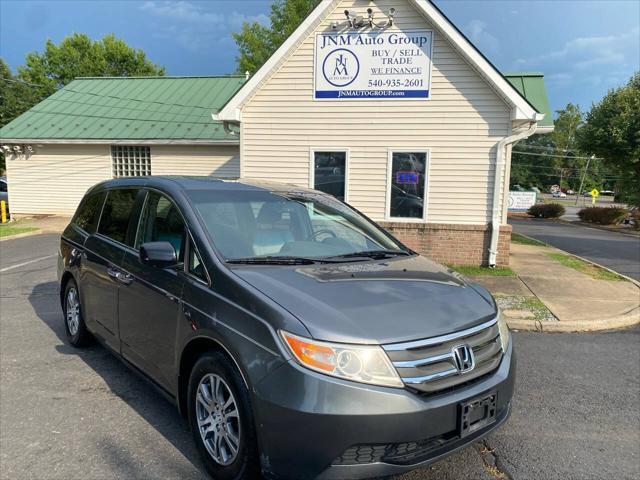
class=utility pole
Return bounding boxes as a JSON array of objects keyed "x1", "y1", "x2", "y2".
[{"x1": 575, "y1": 155, "x2": 594, "y2": 206}]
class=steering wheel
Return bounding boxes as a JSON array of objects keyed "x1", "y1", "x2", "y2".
[{"x1": 312, "y1": 229, "x2": 337, "y2": 240}]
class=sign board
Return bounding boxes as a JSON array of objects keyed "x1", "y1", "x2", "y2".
[
  {"x1": 590, "y1": 188, "x2": 599, "y2": 197},
  {"x1": 508, "y1": 191, "x2": 537, "y2": 212},
  {"x1": 314, "y1": 29, "x2": 433, "y2": 100}
]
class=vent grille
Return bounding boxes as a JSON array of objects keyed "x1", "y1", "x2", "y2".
[{"x1": 383, "y1": 318, "x2": 503, "y2": 394}]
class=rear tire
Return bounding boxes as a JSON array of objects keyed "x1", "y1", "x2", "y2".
[
  {"x1": 62, "y1": 278, "x2": 92, "y2": 347},
  {"x1": 187, "y1": 351, "x2": 260, "y2": 480}
]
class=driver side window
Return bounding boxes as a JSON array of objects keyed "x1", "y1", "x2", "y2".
[{"x1": 136, "y1": 191, "x2": 186, "y2": 259}]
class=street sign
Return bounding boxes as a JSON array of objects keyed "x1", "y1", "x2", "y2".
[{"x1": 590, "y1": 188, "x2": 599, "y2": 205}]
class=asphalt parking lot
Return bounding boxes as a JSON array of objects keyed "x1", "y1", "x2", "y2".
[{"x1": 1, "y1": 234, "x2": 639, "y2": 480}]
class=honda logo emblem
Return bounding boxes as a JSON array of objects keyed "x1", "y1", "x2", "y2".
[{"x1": 452, "y1": 344, "x2": 475, "y2": 373}]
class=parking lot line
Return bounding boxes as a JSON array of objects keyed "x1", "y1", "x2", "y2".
[{"x1": 0, "y1": 254, "x2": 56, "y2": 273}]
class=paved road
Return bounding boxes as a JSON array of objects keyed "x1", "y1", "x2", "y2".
[
  {"x1": 1, "y1": 234, "x2": 639, "y2": 480},
  {"x1": 510, "y1": 217, "x2": 640, "y2": 281}
]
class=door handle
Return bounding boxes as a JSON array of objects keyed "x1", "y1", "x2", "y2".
[
  {"x1": 117, "y1": 273, "x2": 134, "y2": 285},
  {"x1": 107, "y1": 267, "x2": 120, "y2": 280}
]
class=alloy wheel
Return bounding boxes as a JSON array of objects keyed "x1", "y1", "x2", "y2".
[
  {"x1": 66, "y1": 287, "x2": 80, "y2": 336},
  {"x1": 195, "y1": 373, "x2": 241, "y2": 466}
]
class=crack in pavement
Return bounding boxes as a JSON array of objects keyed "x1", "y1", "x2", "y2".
[{"x1": 476, "y1": 439, "x2": 513, "y2": 480}]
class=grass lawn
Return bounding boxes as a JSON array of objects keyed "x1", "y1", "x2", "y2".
[
  {"x1": 448, "y1": 265, "x2": 515, "y2": 277},
  {"x1": 0, "y1": 223, "x2": 39, "y2": 238},
  {"x1": 545, "y1": 252, "x2": 625, "y2": 281},
  {"x1": 511, "y1": 232, "x2": 548, "y2": 247}
]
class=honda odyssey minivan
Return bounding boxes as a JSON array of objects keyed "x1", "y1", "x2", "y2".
[{"x1": 58, "y1": 176, "x2": 515, "y2": 480}]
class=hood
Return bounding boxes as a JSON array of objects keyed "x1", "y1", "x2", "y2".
[{"x1": 230, "y1": 255, "x2": 497, "y2": 345}]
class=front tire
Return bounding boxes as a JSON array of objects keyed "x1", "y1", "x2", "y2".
[
  {"x1": 63, "y1": 278, "x2": 93, "y2": 347},
  {"x1": 188, "y1": 352, "x2": 259, "y2": 480}
]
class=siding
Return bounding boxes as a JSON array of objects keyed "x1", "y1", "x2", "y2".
[
  {"x1": 241, "y1": 0, "x2": 511, "y2": 225},
  {"x1": 6, "y1": 144, "x2": 111, "y2": 215},
  {"x1": 6, "y1": 144, "x2": 240, "y2": 215},
  {"x1": 151, "y1": 145, "x2": 240, "y2": 178}
]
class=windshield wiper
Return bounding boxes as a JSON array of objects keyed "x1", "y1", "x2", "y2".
[
  {"x1": 329, "y1": 250, "x2": 412, "y2": 260},
  {"x1": 226, "y1": 256, "x2": 337, "y2": 265}
]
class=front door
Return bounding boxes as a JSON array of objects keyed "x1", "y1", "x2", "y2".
[{"x1": 119, "y1": 190, "x2": 186, "y2": 390}]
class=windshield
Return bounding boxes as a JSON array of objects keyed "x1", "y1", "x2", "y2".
[{"x1": 188, "y1": 189, "x2": 408, "y2": 262}]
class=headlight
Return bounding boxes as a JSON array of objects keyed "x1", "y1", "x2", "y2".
[
  {"x1": 280, "y1": 331, "x2": 404, "y2": 388},
  {"x1": 497, "y1": 308, "x2": 511, "y2": 353}
]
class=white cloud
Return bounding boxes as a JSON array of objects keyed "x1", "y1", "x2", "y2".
[
  {"x1": 515, "y1": 27, "x2": 639, "y2": 69},
  {"x1": 466, "y1": 19, "x2": 500, "y2": 55},
  {"x1": 140, "y1": 1, "x2": 268, "y2": 28},
  {"x1": 140, "y1": 1, "x2": 269, "y2": 52},
  {"x1": 513, "y1": 27, "x2": 639, "y2": 89}
]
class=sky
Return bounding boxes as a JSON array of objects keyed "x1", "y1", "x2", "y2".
[{"x1": 1, "y1": 0, "x2": 639, "y2": 116}]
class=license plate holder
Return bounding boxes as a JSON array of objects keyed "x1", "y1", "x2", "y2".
[{"x1": 459, "y1": 391, "x2": 497, "y2": 438}]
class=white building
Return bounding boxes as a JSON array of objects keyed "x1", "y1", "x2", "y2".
[{"x1": 0, "y1": 0, "x2": 552, "y2": 266}]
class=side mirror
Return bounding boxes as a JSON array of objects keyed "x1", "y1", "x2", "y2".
[{"x1": 140, "y1": 241, "x2": 178, "y2": 268}]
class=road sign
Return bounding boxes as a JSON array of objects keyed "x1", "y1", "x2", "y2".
[{"x1": 590, "y1": 189, "x2": 600, "y2": 197}]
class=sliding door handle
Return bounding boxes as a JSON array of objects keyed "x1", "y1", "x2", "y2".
[
  {"x1": 106, "y1": 267, "x2": 120, "y2": 280},
  {"x1": 117, "y1": 273, "x2": 134, "y2": 285}
]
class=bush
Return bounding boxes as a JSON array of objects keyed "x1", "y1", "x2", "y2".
[
  {"x1": 527, "y1": 203, "x2": 566, "y2": 219},
  {"x1": 578, "y1": 207, "x2": 628, "y2": 225}
]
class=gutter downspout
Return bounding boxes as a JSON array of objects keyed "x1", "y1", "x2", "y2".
[{"x1": 488, "y1": 121, "x2": 538, "y2": 267}]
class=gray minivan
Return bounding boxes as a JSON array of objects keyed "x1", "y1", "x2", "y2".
[{"x1": 58, "y1": 176, "x2": 514, "y2": 480}]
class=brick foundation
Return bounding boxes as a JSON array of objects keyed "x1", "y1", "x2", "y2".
[{"x1": 380, "y1": 222, "x2": 512, "y2": 267}]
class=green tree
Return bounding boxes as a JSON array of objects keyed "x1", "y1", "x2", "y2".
[
  {"x1": 511, "y1": 104, "x2": 590, "y2": 191},
  {"x1": 233, "y1": 0, "x2": 320, "y2": 74},
  {"x1": 579, "y1": 73, "x2": 640, "y2": 205},
  {"x1": 550, "y1": 103, "x2": 584, "y2": 189},
  {"x1": 0, "y1": 58, "x2": 41, "y2": 128},
  {"x1": 17, "y1": 33, "x2": 165, "y2": 96}
]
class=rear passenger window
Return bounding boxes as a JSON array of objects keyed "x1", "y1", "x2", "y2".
[
  {"x1": 74, "y1": 192, "x2": 105, "y2": 233},
  {"x1": 98, "y1": 189, "x2": 138, "y2": 244},
  {"x1": 136, "y1": 191, "x2": 186, "y2": 259}
]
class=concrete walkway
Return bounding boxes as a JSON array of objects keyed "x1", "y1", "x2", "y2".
[
  {"x1": 17, "y1": 215, "x2": 71, "y2": 233},
  {"x1": 473, "y1": 243, "x2": 640, "y2": 332}
]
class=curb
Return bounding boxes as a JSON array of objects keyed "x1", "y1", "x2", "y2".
[
  {"x1": 0, "y1": 228, "x2": 43, "y2": 242},
  {"x1": 506, "y1": 307, "x2": 640, "y2": 333},
  {"x1": 504, "y1": 234, "x2": 640, "y2": 332}
]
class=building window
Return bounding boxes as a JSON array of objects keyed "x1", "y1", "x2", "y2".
[
  {"x1": 111, "y1": 146, "x2": 151, "y2": 178},
  {"x1": 310, "y1": 150, "x2": 348, "y2": 201},
  {"x1": 387, "y1": 150, "x2": 429, "y2": 220}
]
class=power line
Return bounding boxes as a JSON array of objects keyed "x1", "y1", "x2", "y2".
[
  {"x1": 59, "y1": 87, "x2": 217, "y2": 112},
  {"x1": 45, "y1": 96, "x2": 209, "y2": 121},
  {"x1": 0, "y1": 76, "x2": 47, "y2": 88},
  {"x1": 515, "y1": 144, "x2": 578, "y2": 154},
  {"x1": 25, "y1": 107, "x2": 220, "y2": 126},
  {"x1": 512, "y1": 150, "x2": 602, "y2": 161}
]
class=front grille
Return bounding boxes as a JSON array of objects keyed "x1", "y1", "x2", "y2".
[{"x1": 383, "y1": 318, "x2": 503, "y2": 394}]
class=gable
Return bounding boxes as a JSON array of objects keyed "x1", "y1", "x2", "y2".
[{"x1": 216, "y1": 0, "x2": 541, "y2": 124}]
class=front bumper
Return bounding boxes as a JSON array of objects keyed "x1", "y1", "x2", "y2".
[{"x1": 253, "y1": 341, "x2": 516, "y2": 480}]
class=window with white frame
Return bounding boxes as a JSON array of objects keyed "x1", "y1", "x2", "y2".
[
  {"x1": 311, "y1": 150, "x2": 348, "y2": 201},
  {"x1": 387, "y1": 150, "x2": 428, "y2": 220},
  {"x1": 111, "y1": 146, "x2": 151, "y2": 178}
]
